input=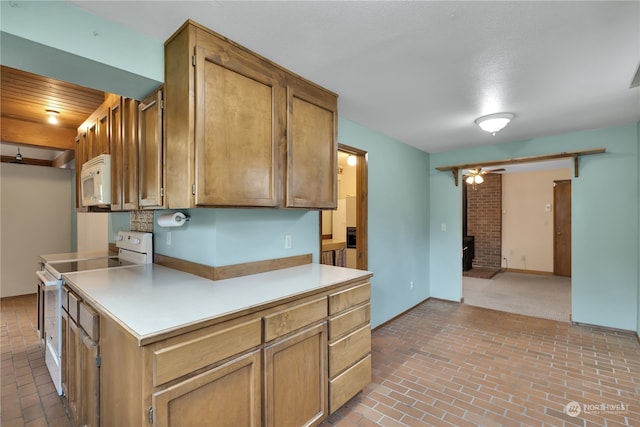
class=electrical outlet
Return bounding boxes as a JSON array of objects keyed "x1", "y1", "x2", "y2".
[
  {"x1": 166, "y1": 232, "x2": 172, "y2": 246},
  {"x1": 410, "y1": 281, "x2": 414, "y2": 290},
  {"x1": 284, "y1": 234, "x2": 292, "y2": 249}
]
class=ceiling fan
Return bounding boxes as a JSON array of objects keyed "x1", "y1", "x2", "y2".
[
  {"x1": 463, "y1": 167, "x2": 505, "y2": 189},
  {"x1": 10, "y1": 147, "x2": 25, "y2": 165}
]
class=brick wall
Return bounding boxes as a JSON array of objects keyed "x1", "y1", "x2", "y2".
[{"x1": 466, "y1": 174, "x2": 502, "y2": 269}]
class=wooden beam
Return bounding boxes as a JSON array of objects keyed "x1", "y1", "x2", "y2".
[
  {"x1": 0, "y1": 155, "x2": 53, "y2": 167},
  {"x1": 1, "y1": 116, "x2": 76, "y2": 150},
  {"x1": 435, "y1": 148, "x2": 606, "y2": 185}
]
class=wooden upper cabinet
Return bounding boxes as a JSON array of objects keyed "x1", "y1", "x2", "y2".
[
  {"x1": 109, "y1": 97, "x2": 124, "y2": 210},
  {"x1": 121, "y1": 98, "x2": 140, "y2": 210},
  {"x1": 165, "y1": 20, "x2": 337, "y2": 209},
  {"x1": 193, "y1": 45, "x2": 281, "y2": 207},
  {"x1": 85, "y1": 104, "x2": 109, "y2": 159},
  {"x1": 75, "y1": 131, "x2": 89, "y2": 211},
  {"x1": 138, "y1": 87, "x2": 164, "y2": 209},
  {"x1": 77, "y1": 94, "x2": 140, "y2": 212},
  {"x1": 109, "y1": 96, "x2": 138, "y2": 211},
  {"x1": 111, "y1": 97, "x2": 140, "y2": 211},
  {"x1": 165, "y1": 22, "x2": 281, "y2": 208},
  {"x1": 285, "y1": 77, "x2": 337, "y2": 209}
]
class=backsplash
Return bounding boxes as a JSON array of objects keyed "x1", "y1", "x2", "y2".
[{"x1": 130, "y1": 210, "x2": 154, "y2": 232}]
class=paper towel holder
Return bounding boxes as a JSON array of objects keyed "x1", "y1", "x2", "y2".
[
  {"x1": 175, "y1": 212, "x2": 190, "y2": 222},
  {"x1": 157, "y1": 211, "x2": 190, "y2": 228}
]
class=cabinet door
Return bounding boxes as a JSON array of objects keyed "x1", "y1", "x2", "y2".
[
  {"x1": 97, "y1": 107, "x2": 110, "y2": 156},
  {"x1": 152, "y1": 350, "x2": 261, "y2": 427},
  {"x1": 193, "y1": 44, "x2": 281, "y2": 207},
  {"x1": 86, "y1": 105, "x2": 110, "y2": 159},
  {"x1": 75, "y1": 131, "x2": 89, "y2": 211},
  {"x1": 138, "y1": 88, "x2": 164, "y2": 209},
  {"x1": 122, "y1": 98, "x2": 139, "y2": 210},
  {"x1": 109, "y1": 97, "x2": 124, "y2": 210},
  {"x1": 80, "y1": 332, "x2": 100, "y2": 427},
  {"x1": 66, "y1": 317, "x2": 82, "y2": 426},
  {"x1": 285, "y1": 78, "x2": 337, "y2": 209},
  {"x1": 264, "y1": 322, "x2": 328, "y2": 427},
  {"x1": 61, "y1": 309, "x2": 69, "y2": 397}
]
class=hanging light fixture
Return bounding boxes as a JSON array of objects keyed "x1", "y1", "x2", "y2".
[
  {"x1": 45, "y1": 109, "x2": 60, "y2": 124},
  {"x1": 474, "y1": 112, "x2": 514, "y2": 135}
]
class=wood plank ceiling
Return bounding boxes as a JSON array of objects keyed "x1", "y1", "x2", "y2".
[{"x1": 1, "y1": 65, "x2": 105, "y2": 166}]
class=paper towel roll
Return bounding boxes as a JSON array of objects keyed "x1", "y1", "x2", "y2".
[{"x1": 157, "y1": 212, "x2": 188, "y2": 227}]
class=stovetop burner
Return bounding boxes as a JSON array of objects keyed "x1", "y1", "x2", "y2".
[{"x1": 48, "y1": 258, "x2": 136, "y2": 276}]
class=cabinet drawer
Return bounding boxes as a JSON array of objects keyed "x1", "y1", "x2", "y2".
[
  {"x1": 328, "y1": 324, "x2": 370, "y2": 378},
  {"x1": 62, "y1": 285, "x2": 70, "y2": 312},
  {"x1": 153, "y1": 318, "x2": 262, "y2": 387},
  {"x1": 328, "y1": 282, "x2": 370, "y2": 315},
  {"x1": 329, "y1": 303, "x2": 370, "y2": 341},
  {"x1": 67, "y1": 289, "x2": 81, "y2": 322},
  {"x1": 264, "y1": 297, "x2": 327, "y2": 342},
  {"x1": 79, "y1": 302, "x2": 99, "y2": 342},
  {"x1": 329, "y1": 354, "x2": 371, "y2": 414}
]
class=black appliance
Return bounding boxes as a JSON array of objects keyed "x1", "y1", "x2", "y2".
[
  {"x1": 346, "y1": 227, "x2": 357, "y2": 248},
  {"x1": 463, "y1": 235, "x2": 474, "y2": 271}
]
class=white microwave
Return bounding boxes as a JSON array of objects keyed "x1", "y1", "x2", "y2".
[{"x1": 81, "y1": 154, "x2": 111, "y2": 206}]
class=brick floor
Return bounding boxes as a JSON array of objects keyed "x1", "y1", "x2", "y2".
[
  {"x1": 321, "y1": 299, "x2": 640, "y2": 426},
  {"x1": 2, "y1": 295, "x2": 639, "y2": 426},
  {"x1": 1, "y1": 295, "x2": 72, "y2": 427}
]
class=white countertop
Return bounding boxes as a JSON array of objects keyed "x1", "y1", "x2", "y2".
[
  {"x1": 62, "y1": 263, "x2": 372, "y2": 344},
  {"x1": 40, "y1": 250, "x2": 114, "y2": 264}
]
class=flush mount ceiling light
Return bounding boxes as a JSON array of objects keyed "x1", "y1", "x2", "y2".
[
  {"x1": 474, "y1": 112, "x2": 514, "y2": 135},
  {"x1": 45, "y1": 109, "x2": 60, "y2": 124},
  {"x1": 347, "y1": 155, "x2": 357, "y2": 166}
]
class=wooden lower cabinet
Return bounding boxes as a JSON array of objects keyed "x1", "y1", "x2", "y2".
[
  {"x1": 62, "y1": 288, "x2": 100, "y2": 427},
  {"x1": 88, "y1": 278, "x2": 372, "y2": 426},
  {"x1": 80, "y1": 331, "x2": 100, "y2": 427},
  {"x1": 327, "y1": 285, "x2": 372, "y2": 414},
  {"x1": 264, "y1": 322, "x2": 327, "y2": 427},
  {"x1": 152, "y1": 350, "x2": 261, "y2": 427},
  {"x1": 65, "y1": 314, "x2": 82, "y2": 425}
]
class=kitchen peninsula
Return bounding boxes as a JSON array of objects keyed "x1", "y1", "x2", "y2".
[{"x1": 61, "y1": 262, "x2": 373, "y2": 426}]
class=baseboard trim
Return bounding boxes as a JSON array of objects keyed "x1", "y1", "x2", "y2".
[
  {"x1": 571, "y1": 320, "x2": 636, "y2": 336},
  {"x1": 503, "y1": 268, "x2": 555, "y2": 276},
  {"x1": 372, "y1": 297, "x2": 464, "y2": 332},
  {"x1": 372, "y1": 297, "x2": 431, "y2": 332}
]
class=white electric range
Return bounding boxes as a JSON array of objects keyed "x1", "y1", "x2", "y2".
[{"x1": 36, "y1": 231, "x2": 153, "y2": 395}]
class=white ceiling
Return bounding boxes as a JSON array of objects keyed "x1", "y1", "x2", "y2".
[{"x1": 67, "y1": 1, "x2": 639, "y2": 154}]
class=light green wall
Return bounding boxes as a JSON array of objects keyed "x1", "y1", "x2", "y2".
[
  {"x1": 152, "y1": 209, "x2": 319, "y2": 266},
  {"x1": 1, "y1": 1, "x2": 162, "y2": 99},
  {"x1": 430, "y1": 124, "x2": 639, "y2": 331},
  {"x1": 338, "y1": 118, "x2": 430, "y2": 327}
]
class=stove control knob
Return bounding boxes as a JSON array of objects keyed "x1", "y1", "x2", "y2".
[{"x1": 129, "y1": 237, "x2": 141, "y2": 245}]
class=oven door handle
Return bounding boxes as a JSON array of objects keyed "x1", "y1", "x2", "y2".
[{"x1": 36, "y1": 270, "x2": 60, "y2": 287}]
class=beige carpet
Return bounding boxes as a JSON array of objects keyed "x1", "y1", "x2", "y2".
[{"x1": 463, "y1": 271, "x2": 571, "y2": 322}]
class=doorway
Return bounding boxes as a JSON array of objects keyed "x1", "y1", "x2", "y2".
[
  {"x1": 320, "y1": 144, "x2": 368, "y2": 270},
  {"x1": 462, "y1": 164, "x2": 573, "y2": 322}
]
